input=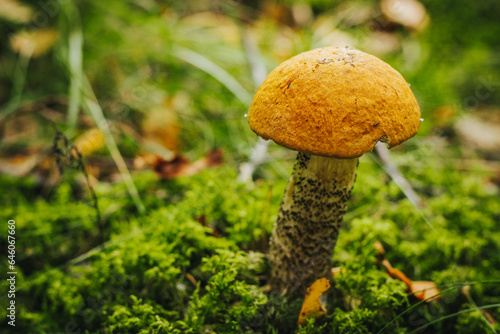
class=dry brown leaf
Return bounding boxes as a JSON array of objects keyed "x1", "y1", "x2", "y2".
[
  {"x1": 134, "y1": 153, "x2": 162, "y2": 170},
  {"x1": 10, "y1": 29, "x2": 59, "y2": 57},
  {"x1": 153, "y1": 149, "x2": 223, "y2": 179},
  {"x1": 0, "y1": 152, "x2": 43, "y2": 176},
  {"x1": 297, "y1": 277, "x2": 330, "y2": 325}
]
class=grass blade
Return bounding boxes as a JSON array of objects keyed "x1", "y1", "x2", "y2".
[
  {"x1": 171, "y1": 45, "x2": 252, "y2": 105},
  {"x1": 407, "y1": 303, "x2": 500, "y2": 334},
  {"x1": 58, "y1": 1, "x2": 145, "y2": 214},
  {"x1": 66, "y1": 12, "x2": 83, "y2": 137},
  {"x1": 377, "y1": 280, "x2": 500, "y2": 333},
  {"x1": 81, "y1": 75, "x2": 145, "y2": 214},
  {"x1": 0, "y1": 48, "x2": 33, "y2": 121}
]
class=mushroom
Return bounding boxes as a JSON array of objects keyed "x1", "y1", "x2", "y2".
[{"x1": 246, "y1": 47, "x2": 421, "y2": 295}]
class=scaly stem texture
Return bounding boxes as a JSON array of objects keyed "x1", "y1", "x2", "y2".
[{"x1": 269, "y1": 152, "x2": 358, "y2": 295}]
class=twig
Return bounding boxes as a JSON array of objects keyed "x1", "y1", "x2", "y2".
[
  {"x1": 372, "y1": 142, "x2": 435, "y2": 231},
  {"x1": 374, "y1": 142, "x2": 423, "y2": 207},
  {"x1": 81, "y1": 75, "x2": 145, "y2": 214},
  {"x1": 240, "y1": 29, "x2": 268, "y2": 87},
  {"x1": 56, "y1": 0, "x2": 145, "y2": 214},
  {"x1": 52, "y1": 126, "x2": 104, "y2": 248}
]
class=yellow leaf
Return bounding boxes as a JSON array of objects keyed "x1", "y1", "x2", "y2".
[
  {"x1": 142, "y1": 101, "x2": 180, "y2": 151},
  {"x1": 297, "y1": 277, "x2": 330, "y2": 325},
  {"x1": 74, "y1": 128, "x2": 105, "y2": 158},
  {"x1": 10, "y1": 29, "x2": 59, "y2": 58}
]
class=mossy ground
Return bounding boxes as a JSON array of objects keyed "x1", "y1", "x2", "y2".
[{"x1": 1, "y1": 146, "x2": 499, "y2": 333}]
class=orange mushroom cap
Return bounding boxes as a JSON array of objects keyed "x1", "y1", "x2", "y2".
[{"x1": 247, "y1": 47, "x2": 421, "y2": 159}]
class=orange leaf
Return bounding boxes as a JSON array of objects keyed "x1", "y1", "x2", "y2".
[
  {"x1": 377, "y1": 241, "x2": 440, "y2": 302},
  {"x1": 297, "y1": 277, "x2": 330, "y2": 325},
  {"x1": 411, "y1": 281, "x2": 440, "y2": 301},
  {"x1": 387, "y1": 267, "x2": 413, "y2": 290}
]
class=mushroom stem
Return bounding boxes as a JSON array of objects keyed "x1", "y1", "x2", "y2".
[{"x1": 269, "y1": 152, "x2": 358, "y2": 295}]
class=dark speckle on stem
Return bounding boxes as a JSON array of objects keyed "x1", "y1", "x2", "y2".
[{"x1": 269, "y1": 152, "x2": 358, "y2": 295}]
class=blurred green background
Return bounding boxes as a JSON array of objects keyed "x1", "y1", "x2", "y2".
[{"x1": 1, "y1": 0, "x2": 500, "y2": 171}]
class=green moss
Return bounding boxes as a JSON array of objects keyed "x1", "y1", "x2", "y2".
[{"x1": 1, "y1": 149, "x2": 500, "y2": 333}]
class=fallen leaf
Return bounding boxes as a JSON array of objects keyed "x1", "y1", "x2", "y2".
[
  {"x1": 377, "y1": 241, "x2": 440, "y2": 302},
  {"x1": 297, "y1": 277, "x2": 330, "y2": 325},
  {"x1": 134, "y1": 153, "x2": 163, "y2": 170},
  {"x1": 411, "y1": 281, "x2": 440, "y2": 301},
  {"x1": 141, "y1": 101, "x2": 180, "y2": 151},
  {"x1": 0, "y1": 151, "x2": 44, "y2": 176},
  {"x1": 153, "y1": 149, "x2": 223, "y2": 179},
  {"x1": 74, "y1": 128, "x2": 105, "y2": 158},
  {"x1": 0, "y1": 0, "x2": 33, "y2": 23},
  {"x1": 386, "y1": 266, "x2": 413, "y2": 290},
  {"x1": 10, "y1": 29, "x2": 59, "y2": 57}
]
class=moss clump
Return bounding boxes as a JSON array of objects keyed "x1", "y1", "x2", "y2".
[{"x1": 1, "y1": 150, "x2": 499, "y2": 333}]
